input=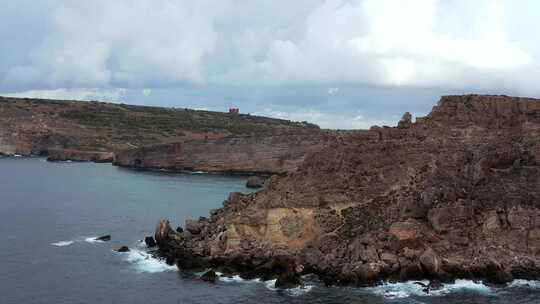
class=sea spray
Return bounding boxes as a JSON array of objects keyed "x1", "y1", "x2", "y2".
[
  {"x1": 50, "y1": 240, "x2": 74, "y2": 247},
  {"x1": 121, "y1": 249, "x2": 177, "y2": 273}
]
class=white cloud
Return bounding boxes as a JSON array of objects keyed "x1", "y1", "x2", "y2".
[
  {"x1": 256, "y1": 108, "x2": 395, "y2": 129},
  {"x1": 2, "y1": 88, "x2": 126, "y2": 102},
  {"x1": 327, "y1": 87, "x2": 340, "y2": 95},
  {"x1": 1, "y1": 0, "x2": 539, "y2": 94},
  {"x1": 142, "y1": 89, "x2": 152, "y2": 96}
]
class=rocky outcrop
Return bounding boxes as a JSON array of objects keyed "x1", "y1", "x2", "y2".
[
  {"x1": 46, "y1": 149, "x2": 114, "y2": 162},
  {"x1": 116, "y1": 246, "x2": 130, "y2": 252},
  {"x1": 155, "y1": 95, "x2": 540, "y2": 287},
  {"x1": 113, "y1": 132, "x2": 334, "y2": 174},
  {"x1": 246, "y1": 176, "x2": 265, "y2": 188}
]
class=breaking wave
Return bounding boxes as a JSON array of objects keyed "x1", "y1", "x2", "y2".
[
  {"x1": 508, "y1": 280, "x2": 540, "y2": 289},
  {"x1": 50, "y1": 240, "x2": 74, "y2": 247},
  {"x1": 84, "y1": 237, "x2": 105, "y2": 243},
  {"x1": 364, "y1": 279, "x2": 494, "y2": 299},
  {"x1": 121, "y1": 249, "x2": 177, "y2": 273},
  {"x1": 50, "y1": 236, "x2": 106, "y2": 246},
  {"x1": 216, "y1": 273, "x2": 314, "y2": 296}
]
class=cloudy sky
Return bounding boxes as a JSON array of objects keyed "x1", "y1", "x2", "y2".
[{"x1": 1, "y1": 0, "x2": 538, "y2": 128}]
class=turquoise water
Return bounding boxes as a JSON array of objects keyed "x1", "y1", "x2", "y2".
[{"x1": 1, "y1": 157, "x2": 539, "y2": 304}]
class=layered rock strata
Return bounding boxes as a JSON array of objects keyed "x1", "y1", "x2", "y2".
[
  {"x1": 155, "y1": 95, "x2": 540, "y2": 286},
  {"x1": 46, "y1": 149, "x2": 114, "y2": 162},
  {"x1": 113, "y1": 132, "x2": 334, "y2": 174}
]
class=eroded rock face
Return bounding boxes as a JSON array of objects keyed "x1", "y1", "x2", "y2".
[
  {"x1": 155, "y1": 95, "x2": 540, "y2": 286},
  {"x1": 46, "y1": 149, "x2": 114, "y2": 162},
  {"x1": 113, "y1": 133, "x2": 334, "y2": 174},
  {"x1": 246, "y1": 176, "x2": 265, "y2": 188}
]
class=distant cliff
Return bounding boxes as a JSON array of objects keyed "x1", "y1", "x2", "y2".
[
  {"x1": 113, "y1": 132, "x2": 336, "y2": 174},
  {"x1": 0, "y1": 96, "x2": 318, "y2": 160},
  {"x1": 155, "y1": 95, "x2": 540, "y2": 287}
]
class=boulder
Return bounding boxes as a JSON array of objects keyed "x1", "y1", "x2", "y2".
[
  {"x1": 155, "y1": 219, "x2": 176, "y2": 247},
  {"x1": 419, "y1": 248, "x2": 442, "y2": 277},
  {"x1": 507, "y1": 207, "x2": 531, "y2": 230},
  {"x1": 116, "y1": 246, "x2": 130, "y2": 252},
  {"x1": 389, "y1": 220, "x2": 424, "y2": 248},
  {"x1": 185, "y1": 219, "x2": 202, "y2": 235},
  {"x1": 95, "y1": 235, "x2": 111, "y2": 241},
  {"x1": 397, "y1": 112, "x2": 413, "y2": 129},
  {"x1": 200, "y1": 270, "x2": 218, "y2": 283},
  {"x1": 483, "y1": 210, "x2": 501, "y2": 231},
  {"x1": 144, "y1": 236, "x2": 157, "y2": 248},
  {"x1": 246, "y1": 176, "x2": 265, "y2": 188},
  {"x1": 275, "y1": 271, "x2": 301, "y2": 289}
]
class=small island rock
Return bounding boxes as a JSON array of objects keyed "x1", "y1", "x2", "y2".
[
  {"x1": 116, "y1": 246, "x2": 130, "y2": 252},
  {"x1": 95, "y1": 235, "x2": 111, "y2": 241},
  {"x1": 246, "y1": 176, "x2": 265, "y2": 188}
]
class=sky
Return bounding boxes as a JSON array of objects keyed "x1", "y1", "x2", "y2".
[{"x1": 1, "y1": 0, "x2": 539, "y2": 129}]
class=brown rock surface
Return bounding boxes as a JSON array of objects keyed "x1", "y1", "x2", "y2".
[
  {"x1": 113, "y1": 132, "x2": 334, "y2": 174},
  {"x1": 46, "y1": 149, "x2": 114, "y2": 162},
  {"x1": 154, "y1": 95, "x2": 540, "y2": 286}
]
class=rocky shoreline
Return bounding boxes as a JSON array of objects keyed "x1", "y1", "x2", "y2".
[{"x1": 152, "y1": 95, "x2": 540, "y2": 288}]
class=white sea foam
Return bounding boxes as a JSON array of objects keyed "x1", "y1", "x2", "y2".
[
  {"x1": 84, "y1": 237, "x2": 104, "y2": 243},
  {"x1": 508, "y1": 279, "x2": 540, "y2": 289},
  {"x1": 216, "y1": 273, "x2": 313, "y2": 296},
  {"x1": 365, "y1": 280, "x2": 494, "y2": 299},
  {"x1": 122, "y1": 249, "x2": 177, "y2": 273},
  {"x1": 263, "y1": 279, "x2": 314, "y2": 296},
  {"x1": 186, "y1": 170, "x2": 207, "y2": 174},
  {"x1": 51, "y1": 240, "x2": 74, "y2": 247}
]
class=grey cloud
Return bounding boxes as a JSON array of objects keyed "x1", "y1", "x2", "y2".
[{"x1": 1, "y1": 0, "x2": 539, "y2": 129}]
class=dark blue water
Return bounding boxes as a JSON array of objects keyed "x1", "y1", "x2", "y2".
[{"x1": 1, "y1": 157, "x2": 539, "y2": 304}]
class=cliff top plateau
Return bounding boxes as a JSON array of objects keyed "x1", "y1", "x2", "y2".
[{"x1": 0, "y1": 96, "x2": 318, "y2": 157}]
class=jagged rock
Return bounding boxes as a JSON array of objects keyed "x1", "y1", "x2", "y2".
[
  {"x1": 483, "y1": 211, "x2": 501, "y2": 231},
  {"x1": 95, "y1": 235, "x2": 111, "y2": 241},
  {"x1": 144, "y1": 236, "x2": 156, "y2": 248},
  {"x1": 507, "y1": 207, "x2": 531, "y2": 230},
  {"x1": 200, "y1": 270, "x2": 218, "y2": 283},
  {"x1": 419, "y1": 248, "x2": 441, "y2": 277},
  {"x1": 155, "y1": 219, "x2": 176, "y2": 247},
  {"x1": 185, "y1": 219, "x2": 202, "y2": 235},
  {"x1": 176, "y1": 226, "x2": 184, "y2": 233},
  {"x1": 275, "y1": 271, "x2": 301, "y2": 289},
  {"x1": 397, "y1": 112, "x2": 413, "y2": 129},
  {"x1": 246, "y1": 176, "x2": 265, "y2": 188},
  {"x1": 380, "y1": 253, "x2": 399, "y2": 266},
  {"x1": 389, "y1": 220, "x2": 424, "y2": 248},
  {"x1": 116, "y1": 246, "x2": 130, "y2": 252}
]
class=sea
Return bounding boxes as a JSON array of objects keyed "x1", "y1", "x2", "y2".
[{"x1": 1, "y1": 156, "x2": 539, "y2": 304}]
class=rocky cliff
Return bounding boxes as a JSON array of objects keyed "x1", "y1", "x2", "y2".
[
  {"x1": 155, "y1": 95, "x2": 540, "y2": 287},
  {"x1": 113, "y1": 131, "x2": 335, "y2": 174},
  {"x1": 0, "y1": 96, "x2": 318, "y2": 161}
]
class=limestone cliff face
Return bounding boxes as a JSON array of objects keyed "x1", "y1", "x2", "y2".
[
  {"x1": 46, "y1": 149, "x2": 114, "y2": 162},
  {"x1": 156, "y1": 95, "x2": 540, "y2": 285},
  {"x1": 113, "y1": 132, "x2": 334, "y2": 174}
]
